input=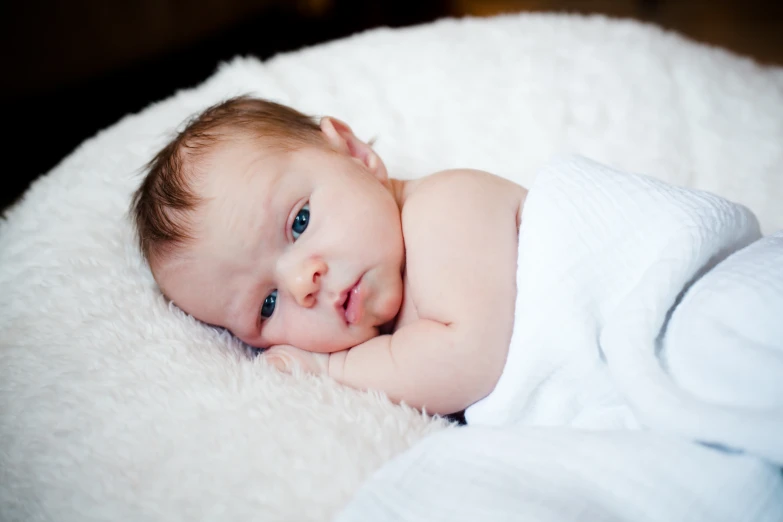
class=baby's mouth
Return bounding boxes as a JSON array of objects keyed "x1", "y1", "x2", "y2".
[{"x1": 338, "y1": 277, "x2": 364, "y2": 325}]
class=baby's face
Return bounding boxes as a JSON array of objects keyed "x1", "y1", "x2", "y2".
[{"x1": 155, "y1": 136, "x2": 405, "y2": 352}]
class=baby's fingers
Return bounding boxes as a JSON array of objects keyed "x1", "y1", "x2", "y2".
[
  {"x1": 263, "y1": 344, "x2": 329, "y2": 375},
  {"x1": 263, "y1": 350, "x2": 295, "y2": 373}
]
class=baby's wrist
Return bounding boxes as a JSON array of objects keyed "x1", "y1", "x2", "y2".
[{"x1": 327, "y1": 350, "x2": 348, "y2": 381}]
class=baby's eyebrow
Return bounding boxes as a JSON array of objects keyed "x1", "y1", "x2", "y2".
[{"x1": 251, "y1": 167, "x2": 285, "y2": 234}]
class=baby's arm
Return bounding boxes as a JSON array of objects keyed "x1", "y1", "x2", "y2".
[
  {"x1": 329, "y1": 169, "x2": 524, "y2": 414},
  {"x1": 265, "y1": 324, "x2": 479, "y2": 414},
  {"x1": 327, "y1": 321, "x2": 486, "y2": 414}
]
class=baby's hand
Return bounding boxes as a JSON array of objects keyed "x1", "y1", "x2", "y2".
[{"x1": 263, "y1": 344, "x2": 330, "y2": 376}]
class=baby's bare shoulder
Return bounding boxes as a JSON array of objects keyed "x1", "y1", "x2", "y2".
[
  {"x1": 406, "y1": 168, "x2": 521, "y2": 196},
  {"x1": 401, "y1": 168, "x2": 525, "y2": 227}
]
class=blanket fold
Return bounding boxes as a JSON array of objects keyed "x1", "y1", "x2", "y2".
[{"x1": 337, "y1": 155, "x2": 783, "y2": 522}]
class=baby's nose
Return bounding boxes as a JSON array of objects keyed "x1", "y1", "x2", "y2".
[{"x1": 288, "y1": 258, "x2": 327, "y2": 308}]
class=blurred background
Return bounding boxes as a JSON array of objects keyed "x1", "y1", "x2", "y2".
[{"x1": 3, "y1": 0, "x2": 782, "y2": 213}]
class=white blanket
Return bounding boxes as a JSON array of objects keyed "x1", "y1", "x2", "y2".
[{"x1": 337, "y1": 156, "x2": 783, "y2": 522}]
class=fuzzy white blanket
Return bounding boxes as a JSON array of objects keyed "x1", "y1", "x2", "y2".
[
  {"x1": 2, "y1": 13, "x2": 782, "y2": 522},
  {"x1": 337, "y1": 156, "x2": 783, "y2": 522}
]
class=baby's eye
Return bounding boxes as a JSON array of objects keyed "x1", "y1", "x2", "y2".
[
  {"x1": 292, "y1": 203, "x2": 310, "y2": 240},
  {"x1": 260, "y1": 290, "x2": 277, "y2": 319}
]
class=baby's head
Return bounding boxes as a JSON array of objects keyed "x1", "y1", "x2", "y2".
[{"x1": 132, "y1": 96, "x2": 405, "y2": 352}]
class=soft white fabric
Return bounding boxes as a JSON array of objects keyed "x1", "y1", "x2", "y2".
[
  {"x1": 2, "y1": 12, "x2": 783, "y2": 522},
  {"x1": 467, "y1": 155, "x2": 783, "y2": 464},
  {"x1": 664, "y1": 231, "x2": 783, "y2": 420},
  {"x1": 337, "y1": 427, "x2": 783, "y2": 522},
  {"x1": 338, "y1": 156, "x2": 783, "y2": 522}
]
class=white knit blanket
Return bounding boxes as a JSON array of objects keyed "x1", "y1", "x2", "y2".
[
  {"x1": 338, "y1": 156, "x2": 783, "y2": 522},
  {"x1": 2, "y1": 13, "x2": 782, "y2": 522}
]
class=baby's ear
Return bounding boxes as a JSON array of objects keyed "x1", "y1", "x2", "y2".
[{"x1": 320, "y1": 116, "x2": 388, "y2": 182}]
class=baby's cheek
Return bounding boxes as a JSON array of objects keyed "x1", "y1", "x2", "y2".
[
  {"x1": 299, "y1": 334, "x2": 353, "y2": 354},
  {"x1": 279, "y1": 314, "x2": 337, "y2": 353},
  {"x1": 375, "y1": 282, "x2": 404, "y2": 323}
]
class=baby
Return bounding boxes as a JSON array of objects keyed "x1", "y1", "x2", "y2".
[{"x1": 132, "y1": 96, "x2": 527, "y2": 415}]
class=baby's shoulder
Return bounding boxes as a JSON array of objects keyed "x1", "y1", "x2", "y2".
[
  {"x1": 400, "y1": 168, "x2": 525, "y2": 228},
  {"x1": 404, "y1": 167, "x2": 508, "y2": 197},
  {"x1": 396, "y1": 168, "x2": 523, "y2": 356}
]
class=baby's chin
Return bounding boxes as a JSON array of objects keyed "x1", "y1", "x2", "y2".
[{"x1": 307, "y1": 327, "x2": 380, "y2": 354}]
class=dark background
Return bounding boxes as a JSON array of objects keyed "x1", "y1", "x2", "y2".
[{"x1": 3, "y1": 0, "x2": 782, "y2": 214}]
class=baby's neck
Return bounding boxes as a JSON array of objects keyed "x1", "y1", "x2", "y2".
[
  {"x1": 382, "y1": 177, "x2": 415, "y2": 337},
  {"x1": 388, "y1": 177, "x2": 417, "y2": 212}
]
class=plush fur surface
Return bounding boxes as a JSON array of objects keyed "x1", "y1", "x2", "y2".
[{"x1": 1, "y1": 13, "x2": 781, "y2": 522}]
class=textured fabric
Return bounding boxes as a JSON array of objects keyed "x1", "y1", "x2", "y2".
[
  {"x1": 663, "y1": 231, "x2": 783, "y2": 460},
  {"x1": 468, "y1": 155, "x2": 783, "y2": 462},
  {"x1": 2, "y1": 13, "x2": 783, "y2": 522},
  {"x1": 338, "y1": 427, "x2": 783, "y2": 522}
]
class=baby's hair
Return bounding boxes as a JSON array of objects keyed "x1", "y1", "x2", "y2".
[{"x1": 130, "y1": 95, "x2": 324, "y2": 266}]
